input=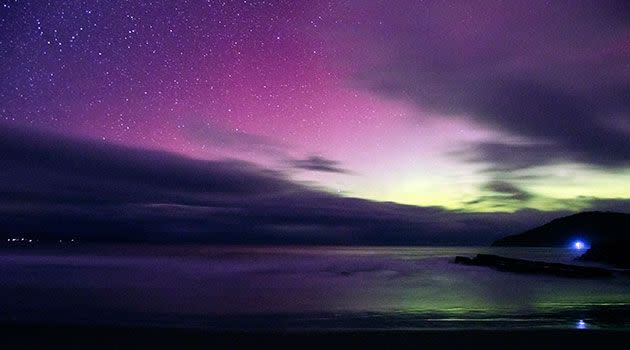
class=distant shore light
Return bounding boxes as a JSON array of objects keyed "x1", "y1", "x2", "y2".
[{"x1": 573, "y1": 240, "x2": 587, "y2": 250}]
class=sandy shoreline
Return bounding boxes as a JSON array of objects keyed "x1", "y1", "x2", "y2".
[{"x1": 1, "y1": 323, "x2": 629, "y2": 349}]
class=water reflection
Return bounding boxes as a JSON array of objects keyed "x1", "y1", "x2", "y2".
[{"x1": 0, "y1": 246, "x2": 628, "y2": 330}]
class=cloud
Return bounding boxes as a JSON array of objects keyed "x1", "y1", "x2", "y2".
[
  {"x1": 464, "y1": 180, "x2": 532, "y2": 209},
  {"x1": 483, "y1": 181, "x2": 532, "y2": 202},
  {"x1": 586, "y1": 198, "x2": 630, "y2": 213},
  {"x1": 184, "y1": 121, "x2": 288, "y2": 157},
  {"x1": 290, "y1": 155, "x2": 350, "y2": 174},
  {"x1": 0, "y1": 126, "x2": 628, "y2": 245},
  {"x1": 331, "y1": 0, "x2": 630, "y2": 170},
  {"x1": 453, "y1": 142, "x2": 570, "y2": 172},
  {"x1": 0, "y1": 126, "x2": 299, "y2": 207}
]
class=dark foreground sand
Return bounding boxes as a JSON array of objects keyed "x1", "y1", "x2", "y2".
[{"x1": 1, "y1": 324, "x2": 629, "y2": 350}]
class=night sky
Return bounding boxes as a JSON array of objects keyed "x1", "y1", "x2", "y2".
[{"x1": 0, "y1": 0, "x2": 629, "y2": 244}]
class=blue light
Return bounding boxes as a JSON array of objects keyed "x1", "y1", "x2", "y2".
[
  {"x1": 572, "y1": 240, "x2": 588, "y2": 250},
  {"x1": 576, "y1": 320, "x2": 587, "y2": 329}
]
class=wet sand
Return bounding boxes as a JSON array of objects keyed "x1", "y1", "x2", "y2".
[{"x1": 1, "y1": 323, "x2": 629, "y2": 350}]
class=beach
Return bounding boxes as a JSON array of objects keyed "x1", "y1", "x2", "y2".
[{"x1": 1, "y1": 245, "x2": 628, "y2": 332}]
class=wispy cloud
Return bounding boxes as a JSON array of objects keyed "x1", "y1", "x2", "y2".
[
  {"x1": 4, "y1": 127, "x2": 625, "y2": 245},
  {"x1": 483, "y1": 180, "x2": 532, "y2": 202},
  {"x1": 184, "y1": 121, "x2": 288, "y2": 158},
  {"x1": 290, "y1": 155, "x2": 350, "y2": 174},
  {"x1": 335, "y1": 0, "x2": 630, "y2": 171}
]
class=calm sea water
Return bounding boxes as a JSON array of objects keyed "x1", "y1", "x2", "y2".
[{"x1": 1, "y1": 245, "x2": 628, "y2": 330}]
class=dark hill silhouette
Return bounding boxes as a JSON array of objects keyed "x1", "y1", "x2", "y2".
[{"x1": 492, "y1": 211, "x2": 630, "y2": 247}]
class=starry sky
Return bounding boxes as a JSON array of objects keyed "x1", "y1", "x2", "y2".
[{"x1": 1, "y1": 0, "x2": 629, "y2": 219}]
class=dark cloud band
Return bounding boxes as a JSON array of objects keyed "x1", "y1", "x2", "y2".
[
  {"x1": 1, "y1": 126, "x2": 628, "y2": 245},
  {"x1": 336, "y1": 0, "x2": 630, "y2": 170}
]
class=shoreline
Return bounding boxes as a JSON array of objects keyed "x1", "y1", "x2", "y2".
[{"x1": 1, "y1": 323, "x2": 629, "y2": 349}]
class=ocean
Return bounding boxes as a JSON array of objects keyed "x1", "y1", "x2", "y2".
[{"x1": 1, "y1": 246, "x2": 628, "y2": 330}]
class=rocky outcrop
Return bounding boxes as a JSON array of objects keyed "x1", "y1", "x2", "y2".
[{"x1": 454, "y1": 254, "x2": 612, "y2": 278}]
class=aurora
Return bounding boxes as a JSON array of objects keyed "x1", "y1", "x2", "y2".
[
  {"x1": 1, "y1": 0, "x2": 628, "y2": 216},
  {"x1": 1, "y1": 1, "x2": 629, "y2": 345}
]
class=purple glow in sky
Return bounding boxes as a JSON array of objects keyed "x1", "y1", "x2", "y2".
[{"x1": 1, "y1": 0, "x2": 629, "y2": 212}]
